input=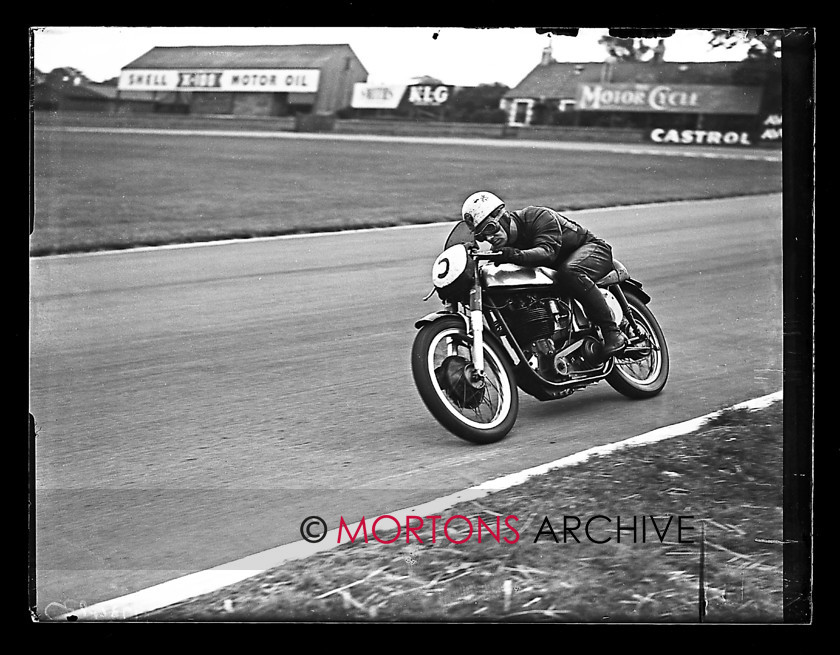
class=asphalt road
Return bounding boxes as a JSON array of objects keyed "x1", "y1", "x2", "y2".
[{"x1": 29, "y1": 193, "x2": 783, "y2": 615}]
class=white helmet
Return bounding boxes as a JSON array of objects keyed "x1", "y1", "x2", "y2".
[{"x1": 461, "y1": 191, "x2": 505, "y2": 231}]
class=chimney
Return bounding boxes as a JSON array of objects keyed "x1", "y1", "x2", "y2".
[{"x1": 541, "y1": 43, "x2": 553, "y2": 66}]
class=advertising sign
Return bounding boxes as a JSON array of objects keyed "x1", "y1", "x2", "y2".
[
  {"x1": 757, "y1": 113, "x2": 782, "y2": 143},
  {"x1": 649, "y1": 128, "x2": 755, "y2": 146},
  {"x1": 407, "y1": 85, "x2": 452, "y2": 106},
  {"x1": 648, "y1": 111, "x2": 783, "y2": 147},
  {"x1": 118, "y1": 69, "x2": 320, "y2": 93},
  {"x1": 351, "y1": 83, "x2": 408, "y2": 109},
  {"x1": 576, "y1": 84, "x2": 763, "y2": 115}
]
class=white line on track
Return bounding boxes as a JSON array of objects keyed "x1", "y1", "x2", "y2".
[
  {"x1": 53, "y1": 389, "x2": 782, "y2": 621},
  {"x1": 35, "y1": 219, "x2": 461, "y2": 259},
  {"x1": 33, "y1": 195, "x2": 776, "y2": 260}
]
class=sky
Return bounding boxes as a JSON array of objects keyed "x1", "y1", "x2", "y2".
[{"x1": 29, "y1": 27, "x2": 757, "y2": 87}]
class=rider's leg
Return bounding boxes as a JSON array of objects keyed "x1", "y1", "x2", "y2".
[{"x1": 558, "y1": 242, "x2": 627, "y2": 356}]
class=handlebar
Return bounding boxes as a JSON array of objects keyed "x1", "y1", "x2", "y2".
[{"x1": 470, "y1": 249, "x2": 505, "y2": 261}]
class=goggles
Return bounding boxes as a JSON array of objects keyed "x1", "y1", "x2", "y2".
[{"x1": 474, "y1": 208, "x2": 504, "y2": 240}]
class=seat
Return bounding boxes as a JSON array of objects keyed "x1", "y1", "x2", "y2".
[{"x1": 596, "y1": 260, "x2": 630, "y2": 287}]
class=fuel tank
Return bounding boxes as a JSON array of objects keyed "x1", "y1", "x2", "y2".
[{"x1": 480, "y1": 263, "x2": 558, "y2": 288}]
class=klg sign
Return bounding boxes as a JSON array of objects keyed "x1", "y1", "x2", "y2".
[{"x1": 408, "y1": 85, "x2": 451, "y2": 106}]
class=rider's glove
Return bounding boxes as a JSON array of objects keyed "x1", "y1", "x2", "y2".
[{"x1": 495, "y1": 247, "x2": 521, "y2": 264}]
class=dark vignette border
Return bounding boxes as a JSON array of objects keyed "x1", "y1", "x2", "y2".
[{"x1": 781, "y1": 28, "x2": 815, "y2": 624}]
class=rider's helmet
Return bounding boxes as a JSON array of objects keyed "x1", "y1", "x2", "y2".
[{"x1": 461, "y1": 191, "x2": 505, "y2": 232}]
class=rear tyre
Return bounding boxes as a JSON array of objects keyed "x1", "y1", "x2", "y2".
[
  {"x1": 606, "y1": 292, "x2": 669, "y2": 399},
  {"x1": 411, "y1": 317, "x2": 519, "y2": 444}
]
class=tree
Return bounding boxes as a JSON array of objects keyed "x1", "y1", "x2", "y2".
[
  {"x1": 598, "y1": 35, "x2": 639, "y2": 61},
  {"x1": 598, "y1": 31, "x2": 673, "y2": 62},
  {"x1": 447, "y1": 84, "x2": 509, "y2": 123},
  {"x1": 708, "y1": 29, "x2": 783, "y2": 60},
  {"x1": 46, "y1": 67, "x2": 90, "y2": 86},
  {"x1": 709, "y1": 30, "x2": 783, "y2": 115}
]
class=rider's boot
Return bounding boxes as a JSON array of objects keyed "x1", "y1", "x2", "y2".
[
  {"x1": 578, "y1": 284, "x2": 627, "y2": 357},
  {"x1": 600, "y1": 324, "x2": 628, "y2": 357}
]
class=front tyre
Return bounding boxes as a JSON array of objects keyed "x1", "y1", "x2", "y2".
[
  {"x1": 411, "y1": 317, "x2": 519, "y2": 444},
  {"x1": 606, "y1": 292, "x2": 670, "y2": 399}
]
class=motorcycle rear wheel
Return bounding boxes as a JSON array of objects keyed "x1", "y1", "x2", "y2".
[
  {"x1": 411, "y1": 317, "x2": 519, "y2": 444},
  {"x1": 606, "y1": 292, "x2": 670, "y2": 398}
]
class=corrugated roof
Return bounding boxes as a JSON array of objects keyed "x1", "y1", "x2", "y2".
[
  {"x1": 505, "y1": 60, "x2": 770, "y2": 99},
  {"x1": 122, "y1": 44, "x2": 363, "y2": 71}
]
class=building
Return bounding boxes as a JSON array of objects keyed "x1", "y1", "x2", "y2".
[
  {"x1": 502, "y1": 49, "x2": 782, "y2": 145},
  {"x1": 116, "y1": 44, "x2": 368, "y2": 116}
]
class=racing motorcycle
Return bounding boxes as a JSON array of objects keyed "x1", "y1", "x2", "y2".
[{"x1": 411, "y1": 220, "x2": 669, "y2": 444}]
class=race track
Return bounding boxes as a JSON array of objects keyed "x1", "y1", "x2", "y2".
[{"x1": 29, "y1": 193, "x2": 783, "y2": 615}]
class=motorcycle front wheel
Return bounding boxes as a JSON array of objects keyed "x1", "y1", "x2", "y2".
[
  {"x1": 606, "y1": 292, "x2": 670, "y2": 398},
  {"x1": 411, "y1": 317, "x2": 519, "y2": 444}
]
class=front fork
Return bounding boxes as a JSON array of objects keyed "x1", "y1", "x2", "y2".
[
  {"x1": 610, "y1": 284, "x2": 640, "y2": 340},
  {"x1": 469, "y1": 265, "x2": 485, "y2": 374},
  {"x1": 610, "y1": 284, "x2": 658, "y2": 356}
]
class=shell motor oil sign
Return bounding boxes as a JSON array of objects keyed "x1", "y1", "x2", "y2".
[{"x1": 119, "y1": 69, "x2": 320, "y2": 93}]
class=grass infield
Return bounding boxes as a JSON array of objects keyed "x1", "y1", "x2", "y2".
[{"x1": 31, "y1": 130, "x2": 782, "y2": 256}]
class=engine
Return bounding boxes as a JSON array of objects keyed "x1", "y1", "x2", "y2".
[
  {"x1": 500, "y1": 293, "x2": 601, "y2": 379},
  {"x1": 501, "y1": 294, "x2": 567, "y2": 376},
  {"x1": 505, "y1": 295, "x2": 559, "y2": 343}
]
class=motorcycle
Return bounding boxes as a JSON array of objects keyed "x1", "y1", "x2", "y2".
[{"x1": 411, "y1": 220, "x2": 669, "y2": 444}]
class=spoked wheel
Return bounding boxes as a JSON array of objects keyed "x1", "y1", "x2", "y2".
[
  {"x1": 411, "y1": 317, "x2": 518, "y2": 444},
  {"x1": 606, "y1": 293, "x2": 669, "y2": 399}
]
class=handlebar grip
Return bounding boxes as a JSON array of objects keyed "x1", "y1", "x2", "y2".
[{"x1": 472, "y1": 250, "x2": 505, "y2": 260}]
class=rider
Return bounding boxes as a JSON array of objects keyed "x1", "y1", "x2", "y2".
[{"x1": 461, "y1": 191, "x2": 627, "y2": 357}]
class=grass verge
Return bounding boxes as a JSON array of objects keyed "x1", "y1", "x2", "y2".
[
  {"x1": 139, "y1": 399, "x2": 784, "y2": 623},
  {"x1": 31, "y1": 129, "x2": 782, "y2": 256}
]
